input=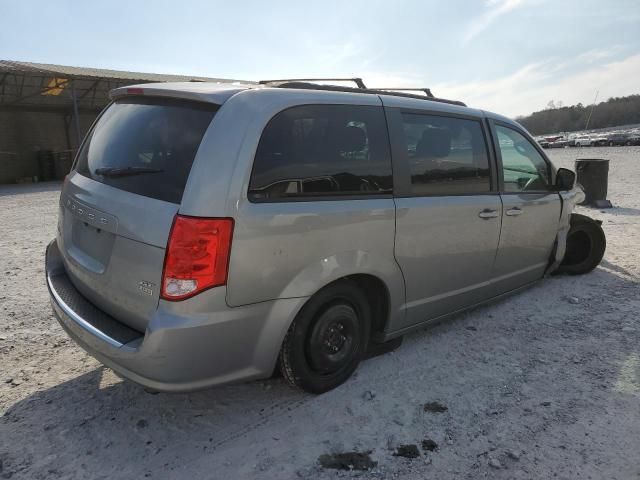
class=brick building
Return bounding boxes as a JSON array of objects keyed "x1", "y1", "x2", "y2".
[{"x1": 0, "y1": 60, "x2": 242, "y2": 183}]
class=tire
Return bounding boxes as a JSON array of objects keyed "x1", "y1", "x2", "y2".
[
  {"x1": 608, "y1": 141, "x2": 614, "y2": 147},
  {"x1": 278, "y1": 281, "x2": 371, "y2": 393},
  {"x1": 557, "y1": 214, "x2": 606, "y2": 275}
]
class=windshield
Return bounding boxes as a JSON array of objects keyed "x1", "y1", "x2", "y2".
[{"x1": 75, "y1": 97, "x2": 218, "y2": 204}]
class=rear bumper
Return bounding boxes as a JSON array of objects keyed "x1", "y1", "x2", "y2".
[{"x1": 46, "y1": 239, "x2": 307, "y2": 392}]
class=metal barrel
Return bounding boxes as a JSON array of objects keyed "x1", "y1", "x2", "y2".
[
  {"x1": 575, "y1": 158, "x2": 610, "y2": 206},
  {"x1": 36, "y1": 150, "x2": 56, "y2": 182}
]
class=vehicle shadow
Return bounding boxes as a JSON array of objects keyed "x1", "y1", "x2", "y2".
[
  {"x1": 607, "y1": 206, "x2": 640, "y2": 216},
  {"x1": 1, "y1": 366, "x2": 309, "y2": 477},
  {"x1": 600, "y1": 259, "x2": 638, "y2": 279}
]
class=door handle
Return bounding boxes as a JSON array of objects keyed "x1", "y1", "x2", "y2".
[
  {"x1": 506, "y1": 207, "x2": 523, "y2": 216},
  {"x1": 478, "y1": 209, "x2": 499, "y2": 219}
]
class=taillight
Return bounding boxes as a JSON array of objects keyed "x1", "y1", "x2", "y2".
[{"x1": 161, "y1": 215, "x2": 234, "y2": 301}]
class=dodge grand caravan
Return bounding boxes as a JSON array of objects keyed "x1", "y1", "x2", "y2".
[{"x1": 45, "y1": 79, "x2": 603, "y2": 393}]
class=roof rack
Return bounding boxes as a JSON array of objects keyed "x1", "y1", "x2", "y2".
[
  {"x1": 260, "y1": 80, "x2": 466, "y2": 107},
  {"x1": 374, "y1": 87, "x2": 434, "y2": 98},
  {"x1": 259, "y1": 77, "x2": 367, "y2": 89}
]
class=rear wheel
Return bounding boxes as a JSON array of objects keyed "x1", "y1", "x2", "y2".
[
  {"x1": 278, "y1": 282, "x2": 370, "y2": 393},
  {"x1": 557, "y1": 214, "x2": 606, "y2": 275}
]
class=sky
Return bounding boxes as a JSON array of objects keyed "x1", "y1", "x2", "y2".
[{"x1": 1, "y1": 0, "x2": 639, "y2": 118}]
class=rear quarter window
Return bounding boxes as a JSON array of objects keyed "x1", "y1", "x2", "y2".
[
  {"x1": 76, "y1": 97, "x2": 217, "y2": 204},
  {"x1": 248, "y1": 104, "x2": 392, "y2": 201}
]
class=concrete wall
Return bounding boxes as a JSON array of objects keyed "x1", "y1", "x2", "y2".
[{"x1": 0, "y1": 109, "x2": 98, "y2": 183}]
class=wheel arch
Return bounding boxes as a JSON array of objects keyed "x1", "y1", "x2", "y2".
[
  {"x1": 276, "y1": 249, "x2": 405, "y2": 335},
  {"x1": 329, "y1": 273, "x2": 392, "y2": 342},
  {"x1": 273, "y1": 269, "x2": 400, "y2": 371}
]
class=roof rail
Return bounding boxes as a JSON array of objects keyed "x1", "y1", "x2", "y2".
[
  {"x1": 264, "y1": 81, "x2": 466, "y2": 107},
  {"x1": 374, "y1": 87, "x2": 434, "y2": 98},
  {"x1": 259, "y1": 77, "x2": 367, "y2": 89}
]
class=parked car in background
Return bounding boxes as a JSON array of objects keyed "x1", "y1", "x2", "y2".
[
  {"x1": 606, "y1": 133, "x2": 629, "y2": 146},
  {"x1": 605, "y1": 132, "x2": 636, "y2": 146},
  {"x1": 591, "y1": 134, "x2": 609, "y2": 147},
  {"x1": 627, "y1": 134, "x2": 640, "y2": 146},
  {"x1": 535, "y1": 136, "x2": 550, "y2": 148},
  {"x1": 574, "y1": 135, "x2": 592, "y2": 147},
  {"x1": 45, "y1": 79, "x2": 600, "y2": 393},
  {"x1": 546, "y1": 136, "x2": 568, "y2": 148}
]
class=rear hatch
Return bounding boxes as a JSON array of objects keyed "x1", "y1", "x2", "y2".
[{"x1": 58, "y1": 96, "x2": 218, "y2": 332}]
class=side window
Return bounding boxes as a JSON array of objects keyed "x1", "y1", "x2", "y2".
[
  {"x1": 249, "y1": 105, "x2": 392, "y2": 200},
  {"x1": 400, "y1": 113, "x2": 491, "y2": 196},
  {"x1": 495, "y1": 125, "x2": 551, "y2": 192}
]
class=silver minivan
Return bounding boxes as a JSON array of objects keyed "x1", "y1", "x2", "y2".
[{"x1": 45, "y1": 79, "x2": 601, "y2": 393}]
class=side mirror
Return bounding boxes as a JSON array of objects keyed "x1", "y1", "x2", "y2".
[{"x1": 555, "y1": 168, "x2": 576, "y2": 191}]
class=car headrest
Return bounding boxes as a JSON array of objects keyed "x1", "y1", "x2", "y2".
[
  {"x1": 337, "y1": 126, "x2": 367, "y2": 153},
  {"x1": 416, "y1": 128, "x2": 451, "y2": 158}
]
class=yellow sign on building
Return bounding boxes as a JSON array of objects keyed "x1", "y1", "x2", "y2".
[{"x1": 42, "y1": 77, "x2": 68, "y2": 96}]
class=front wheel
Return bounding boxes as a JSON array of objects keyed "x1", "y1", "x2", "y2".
[{"x1": 278, "y1": 282, "x2": 371, "y2": 393}]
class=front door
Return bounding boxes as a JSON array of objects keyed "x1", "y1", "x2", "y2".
[
  {"x1": 388, "y1": 108, "x2": 502, "y2": 329},
  {"x1": 491, "y1": 122, "x2": 561, "y2": 290}
]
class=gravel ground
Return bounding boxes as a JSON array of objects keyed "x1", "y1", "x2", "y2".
[{"x1": 1, "y1": 147, "x2": 639, "y2": 480}]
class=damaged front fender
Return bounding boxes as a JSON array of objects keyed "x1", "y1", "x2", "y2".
[{"x1": 546, "y1": 185, "x2": 586, "y2": 275}]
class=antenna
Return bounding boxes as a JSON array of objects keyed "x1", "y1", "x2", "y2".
[{"x1": 584, "y1": 90, "x2": 599, "y2": 131}]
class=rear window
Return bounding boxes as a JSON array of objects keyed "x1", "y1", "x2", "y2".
[
  {"x1": 76, "y1": 97, "x2": 217, "y2": 204},
  {"x1": 249, "y1": 104, "x2": 392, "y2": 201}
]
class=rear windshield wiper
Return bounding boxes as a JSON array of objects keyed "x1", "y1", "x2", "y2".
[{"x1": 95, "y1": 166, "x2": 164, "y2": 177}]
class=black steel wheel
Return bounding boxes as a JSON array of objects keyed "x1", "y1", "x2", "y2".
[{"x1": 278, "y1": 281, "x2": 370, "y2": 393}]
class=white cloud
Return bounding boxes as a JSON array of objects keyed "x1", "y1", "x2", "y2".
[
  {"x1": 431, "y1": 52, "x2": 640, "y2": 118},
  {"x1": 361, "y1": 71, "x2": 427, "y2": 89},
  {"x1": 315, "y1": 41, "x2": 365, "y2": 69},
  {"x1": 572, "y1": 45, "x2": 626, "y2": 65},
  {"x1": 462, "y1": 0, "x2": 527, "y2": 44}
]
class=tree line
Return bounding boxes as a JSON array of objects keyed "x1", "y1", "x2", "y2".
[{"x1": 516, "y1": 94, "x2": 640, "y2": 135}]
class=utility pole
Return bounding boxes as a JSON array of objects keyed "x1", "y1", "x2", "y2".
[
  {"x1": 584, "y1": 90, "x2": 599, "y2": 131},
  {"x1": 70, "y1": 81, "x2": 82, "y2": 147}
]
